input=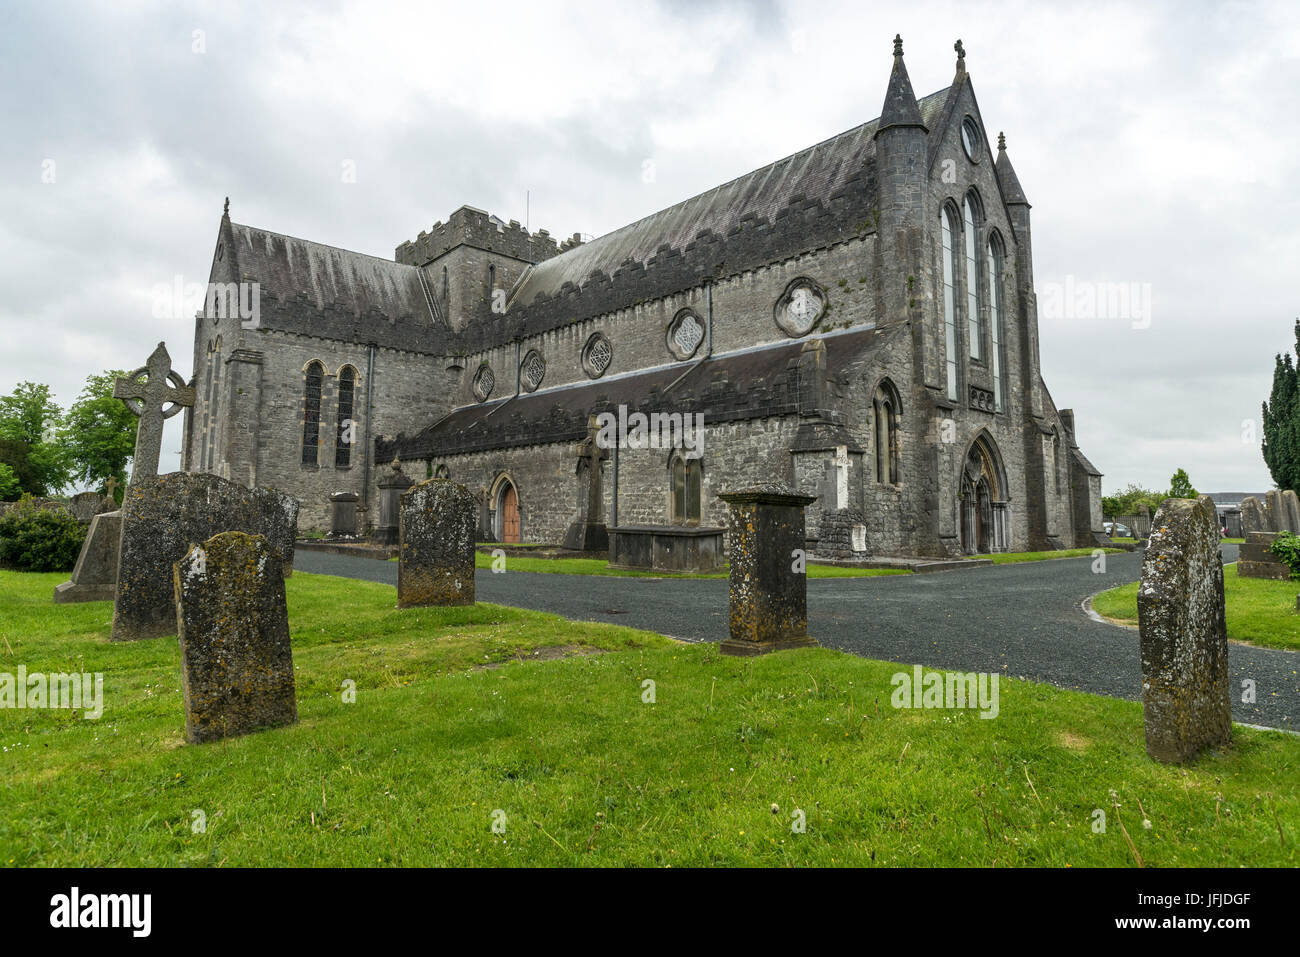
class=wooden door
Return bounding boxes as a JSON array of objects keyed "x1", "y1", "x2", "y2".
[{"x1": 501, "y1": 483, "x2": 520, "y2": 543}]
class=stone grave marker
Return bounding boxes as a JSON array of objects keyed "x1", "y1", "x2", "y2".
[
  {"x1": 113, "y1": 342, "x2": 195, "y2": 488},
  {"x1": 329, "y1": 491, "x2": 360, "y2": 538},
  {"x1": 717, "y1": 483, "x2": 819, "y2": 656},
  {"x1": 67, "y1": 491, "x2": 116, "y2": 525},
  {"x1": 174, "y1": 531, "x2": 296, "y2": 743},
  {"x1": 1265, "y1": 490, "x2": 1284, "y2": 532},
  {"x1": 375, "y1": 459, "x2": 414, "y2": 545},
  {"x1": 1240, "y1": 496, "x2": 1264, "y2": 534},
  {"x1": 53, "y1": 511, "x2": 121, "y2": 604},
  {"x1": 1283, "y1": 490, "x2": 1300, "y2": 535},
  {"x1": 398, "y1": 478, "x2": 476, "y2": 607},
  {"x1": 1137, "y1": 496, "x2": 1231, "y2": 763},
  {"x1": 112, "y1": 473, "x2": 299, "y2": 640},
  {"x1": 562, "y1": 416, "x2": 610, "y2": 551}
]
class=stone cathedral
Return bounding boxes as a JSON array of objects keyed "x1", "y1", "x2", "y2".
[{"x1": 182, "y1": 37, "x2": 1107, "y2": 558}]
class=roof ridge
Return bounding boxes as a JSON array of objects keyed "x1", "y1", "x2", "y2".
[{"x1": 229, "y1": 221, "x2": 420, "y2": 270}]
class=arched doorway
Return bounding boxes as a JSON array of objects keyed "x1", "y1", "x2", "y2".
[
  {"x1": 960, "y1": 434, "x2": 1009, "y2": 554},
  {"x1": 494, "y1": 477, "x2": 520, "y2": 543}
]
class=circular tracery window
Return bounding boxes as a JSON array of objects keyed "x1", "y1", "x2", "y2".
[
  {"x1": 582, "y1": 333, "x2": 613, "y2": 378},
  {"x1": 472, "y1": 363, "x2": 495, "y2": 402},
  {"x1": 774, "y1": 278, "x2": 826, "y2": 337},
  {"x1": 961, "y1": 117, "x2": 981, "y2": 162},
  {"x1": 666, "y1": 310, "x2": 705, "y2": 360},
  {"x1": 521, "y1": 350, "x2": 546, "y2": 392}
]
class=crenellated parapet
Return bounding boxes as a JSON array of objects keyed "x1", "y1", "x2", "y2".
[{"x1": 395, "y1": 205, "x2": 570, "y2": 266}]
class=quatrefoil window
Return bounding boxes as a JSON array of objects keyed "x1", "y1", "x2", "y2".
[
  {"x1": 666, "y1": 310, "x2": 705, "y2": 361},
  {"x1": 521, "y1": 350, "x2": 546, "y2": 392},
  {"x1": 582, "y1": 333, "x2": 613, "y2": 379},
  {"x1": 472, "y1": 363, "x2": 495, "y2": 402}
]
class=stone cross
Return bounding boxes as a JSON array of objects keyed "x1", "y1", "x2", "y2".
[
  {"x1": 103, "y1": 475, "x2": 119, "y2": 499},
  {"x1": 578, "y1": 417, "x2": 609, "y2": 523},
  {"x1": 114, "y1": 342, "x2": 194, "y2": 486},
  {"x1": 833, "y1": 445, "x2": 850, "y2": 509}
]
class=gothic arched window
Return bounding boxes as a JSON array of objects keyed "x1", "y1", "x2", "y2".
[
  {"x1": 335, "y1": 366, "x2": 356, "y2": 468},
  {"x1": 873, "y1": 380, "x2": 902, "y2": 485},
  {"x1": 964, "y1": 191, "x2": 983, "y2": 361},
  {"x1": 670, "y1": 453, "x2": 702, "y2": 525},
  {"x1": 987, "y1": 232, "x2": 1005, "y2": 412},
  {"x1": 301, "y1": 361, "x2": 324, "y2": 466},
  {"x1": 1053, "y1": 430, "x2": 1063, "y2": 494},
  {"x1": 940, "y1": 205, "x2": 960, "y2": 401}
]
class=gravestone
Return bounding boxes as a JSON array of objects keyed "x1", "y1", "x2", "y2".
[
  {"x1": 375, "y1": 459, "x2": 415, "y2": 545},
  {"x1": 329, "y1": 491, "x2": 360, "y2": 538},
  {"x1": 717, "y1": 483, "x2": 819, "y2": 656},
  {"x1": 53, "y1": 511, "x2": 121, "y2": 604},
  {"x1": 67, "y1": 491, "x2": 115, "y2": 525},
  {"x1": 1265, "y1": 490, "x2": 1283, "y2": 532},
  {"x1": 1136, "y1": 504, "x2": 1152, "y2": 538},
  {"x1": 1283, "y1": 491, "x2": 1300, "y2": 535},
  {"x1": 174, "y1": 531, "x2": 296, "y2": 743},
  {"x1": 112, "y1": 473, "x2": 299, "y2": 640},
  {"x1": 1222, "y1": 508, "x2": 1242, "y2": 539},
  {"x1": 113, "y1": 342, "x2": 195, "y2": 488},
  {"x1": 562, "y1": 416, "x2": 610, "y2": 551},
  {"x1": 1137, "y1": 496, "x2": 1231, "y2": 763},
  {"x1": 398, "y1": 478, "x2": 476, "y2": 607},
  {"x1": 1237, "y1": 531, "x2": 1291, "y2": 579},
  {"x1": 1240, "y1": 496, "x2": 1264, "y2": 535}
]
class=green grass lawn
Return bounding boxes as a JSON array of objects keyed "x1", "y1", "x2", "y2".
[
  {"x1": 471, "y1": 552, "x2": 909, "y2": 579},
  {"x1": 985, "y1": 548, "x2": 1125, "y2": 565},
  {"x1": 1, "y1": 569, "x2": 1296, "y2": 867},
  {"x1": 1092, "y1": 562, "x2": 1300, "y2": 651}
]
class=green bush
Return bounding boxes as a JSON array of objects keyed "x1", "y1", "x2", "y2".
[
  {"x1": 1268, "y1": 531, "x2": 1300, "y2": 579},
  {"x1": 0, "y1": 498, "x2": 86, "y2": 572}
]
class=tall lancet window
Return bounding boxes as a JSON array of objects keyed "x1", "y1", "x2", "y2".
[
  {"x1": 302, "y1": 361, "x2": 324, "y2": 466},
  {"x1": 335, "y1": 366, "x2": 355, "y2": 468},
  {"x1": 941, "y1": 206, "x2": 959, "y2": 401},
  {"x1": 964, "y1": 193, "x2": 982, "y2": 360},
  {"x1": 987, "y1": 233, "x2": 1005, "y2": 412}
]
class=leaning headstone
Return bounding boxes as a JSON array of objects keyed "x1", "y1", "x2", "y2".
[
  {"x1": 53, "y1": 511, "x2": 122, "y2": 604},
  {"x1": 174, "y1": 532, "x2": 296, "y2": 743},
  {"x1": 717, "y1": 483, "x2": 819, "y2": 656},
  {"x1": 1240, "y1": 496, "x2": 1264, "y2": 534},
  {"x1": 112, "y1": 473, "x2": 299, "y2": 641},
  {"x1": 375, "y1": 459, "x2": 415, "y2": 545},
  {"x1": 1137, "y1": 497, "x2": 1231, "y2": 763},
  {"x1": 398, "y1": 479, "x2": 476, "y2": 607},
  {"x1": 1265, "y1": 490, "x2": 1284, "y2": 532},
  {"x1": 1283, "y1": 491, "x2": 1300, "y2": 536},
  {"x1": 329, "y1": 491, "x2": 360, "y2": 538}
]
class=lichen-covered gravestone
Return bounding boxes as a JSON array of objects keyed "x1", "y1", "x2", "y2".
[
  {"x1": 1265, "y1": 490, "x2": 1284, "y2": 532},
  {"x1": 717, "y1": 483, "x2": 819, "y2": 656},
  {"x1": 112, "y1": 473, "x2": 299, "y2": 640},
  {"x1": 1283, "y1": 490, "x2": 1300, "y2": 535},
  {"x1": 1137, "y1": 497, "x2": 1231, "y2": 763},
  {"x1": 398, "y1": 479, "x2": 476, "y2": 607},
  {"x1": 1239, "y1": 496, "x2": 1264, "y2": 534},
  {"x1": 174, "y1": 532, "x2": 296, "y2": 743}
]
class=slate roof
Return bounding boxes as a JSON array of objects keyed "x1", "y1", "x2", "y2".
[
  {"x1": 379, "y1": 325, "x2": 902, "y2": 460},
  {"x1": 229, "y1": 223, "x2": 436, "y2": 323},
  {"x1": 505, "y1": 88, "x2": 952, "y2": 310}
]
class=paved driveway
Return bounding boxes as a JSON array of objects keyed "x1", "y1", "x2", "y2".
[{"x1": 294, "y1": 544, "x2": 1299, "y2": 732}]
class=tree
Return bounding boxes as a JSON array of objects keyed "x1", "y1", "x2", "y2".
[
  {"x1": 0, "y1": 462, "x2": 19, "y2": 501},
  {"x1": 1168, "y1": 468, "x2": 1197, "y2": 499},
  {"x1": 1101, "y1": 483, "x2": 1165, "y2": 517},
  {"x1": 0, "y1": 382, "x2": 69, "y2": 494},
  {"x1": 59, "y1": 370, "x2": 138, "y2": 498},
  {"x1": 1262, "y1": 320, "x2": 1300, "y2": 493}
]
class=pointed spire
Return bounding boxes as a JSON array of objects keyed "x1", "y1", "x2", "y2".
[
  {"x1": 876, "y1": 34, "x2": 927, "y2": 136},
  {"x1": 995, "y1": 132, "x2": 1030, "y2": 206},
  {"x1": 954, "y1": 38, "x2": 966, "y2": 78}
]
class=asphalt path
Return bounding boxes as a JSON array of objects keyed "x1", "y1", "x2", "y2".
[{"x1": 294, "y1": 543, "x2": 1299, "y2": 732}]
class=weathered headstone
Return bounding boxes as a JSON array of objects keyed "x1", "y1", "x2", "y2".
[
  {"x1": 562, "y1": 416, "x2": 610, "y2": 551},
  {"x1": 174, "y1": 531, "x2": 296, "y2": 743},
  {"x1": 717, "y1": 483, "x2": 819, "y2": 656},
  {"x1": 67, "y1": 491, "x2": 116, "y2": 525},
  {"x1": 375, "y1": 459, "x2": 414, "y2": 545},
  {"x1": 53, "y1": 511, "x2": 121, "y2": 604},
  {"x1": 1240, "y1": 496, "x2": 1264, "y2": 534},
  {"x1": 1283, "y1": 491, "x2": 1300, "y2": 536},
  {"x1": 1265, "y1": 490, "x2": 1284, "y2": 532},
  {"x1": 112, "y1": 473, "x2": 299, "y2": 640},
  {"x1": 114, "y1": 342, "x2": 195, "y2": 488},
  {"x1": 329, "y1": 491, "x2": 360, "y2": 538},
  {"x1": 1237, "y1": 531, "x2": 1291, "y2": 579},
  {"x1": 398, "y1": 479, "x2": 476, "y2": 607},
  {"x1": 1137, "y1": 497, "x2": 1231, "y2": 763}
]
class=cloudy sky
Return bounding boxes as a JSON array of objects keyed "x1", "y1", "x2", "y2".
[{"x1": 2, "y1": 0, "x2": 1297, "y2": 494}]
